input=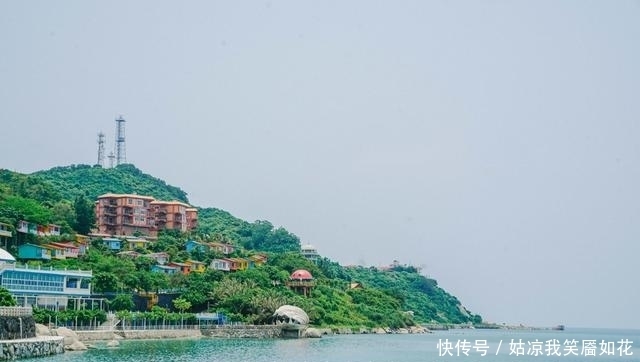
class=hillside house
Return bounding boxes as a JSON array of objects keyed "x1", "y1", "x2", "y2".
[{"x1": 18, "y1": 244, "x2": 52, "y2": 260}]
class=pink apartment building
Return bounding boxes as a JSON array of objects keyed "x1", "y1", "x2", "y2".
[{"x1": 95, "y1": 193, "x2": 198, "y2": 237}]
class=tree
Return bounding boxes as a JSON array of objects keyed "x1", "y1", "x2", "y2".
[
  {"x1": 73, "y1": 194, "x2": 95, "y2": 235},
  {"x1": 173, "y1": 297, "x2": 191, "y2": 327},
  {"x1": 173, "y1": 297, "x2": 191, "y2": 313},
  {"x1": 93, "y1": 272, "x2": 119, "y2": 293},
  {"x1": 0, "y1": 287, "x2": 16, "y2": 306},
  {"x1": 110, "y1": 294, "x2": 135, "y2": 311}
]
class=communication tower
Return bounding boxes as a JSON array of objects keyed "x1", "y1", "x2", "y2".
[
  {"x1": 108, "y1": 151, "x2": 115, "y2": 168},
  {"x1": 115, "y1": 115, "x2": 126, "y2": 165},
  {"x1": 97, "y1": 132, "x2": 106, "y2": 167}
]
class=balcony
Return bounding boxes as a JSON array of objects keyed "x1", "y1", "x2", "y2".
[{"x1": 103, "y1": 207, "x2": 117, "y2": 216}]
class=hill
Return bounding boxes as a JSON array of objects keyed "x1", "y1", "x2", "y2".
[
  {"x1": 0, "y1": 164, "x2": 482, "y2": 327},
  {"x1": 32, "y1": 164, "x2": 189, "y2": 203}
]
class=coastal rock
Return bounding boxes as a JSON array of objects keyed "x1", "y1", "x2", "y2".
[
  {"x1": 372, "y1": 328, "x2": 388, "y2": 334},
  {"x1": 106, "y1": 339, "x2": 120, "y2": 348},
  {"x1": 396, "y1": 328, "x2": 409, "y2": 334},
  {"x1": 303, "y1": 328, "x2": 322, "y2": 338},
  {"x1": 54, "y1": 327, "x2": 88, "y2": 350},
  {"x1": 53, "y1": 327, "x2": 79, "y2": 345},
  {"x1": 66, "y1": 340, "x2": 88, "y2": 351},
  {"x1": 409, "y1": 326, "x2": 430, "y2": 334},
  {"x1": 35, "y1": 323, "x2": 51, "y2": 336}
]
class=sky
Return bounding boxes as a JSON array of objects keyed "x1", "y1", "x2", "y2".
[{"x1": 1, "y1": 1, "x2": 639, "y2": 329}]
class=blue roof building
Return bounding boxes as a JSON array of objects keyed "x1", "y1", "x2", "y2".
[{"x1": 102, "y1": 237, "x2": 122, "y2": 251}]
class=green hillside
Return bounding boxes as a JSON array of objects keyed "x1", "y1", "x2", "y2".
[
  {"x1": 32, "y1": 164, "x2": 189, "y2": 203},
  {"x1": 0, "y1": 164, "x2": 482, "y2": 328}
]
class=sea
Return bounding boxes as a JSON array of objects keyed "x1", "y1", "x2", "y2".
[{"x1": 45, "y1": 328, "x2": 639, "y2": 362}]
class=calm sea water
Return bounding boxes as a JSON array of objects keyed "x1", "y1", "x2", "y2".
[{"x1": 45, "y1": 328, "x2": 639, "y2": 362}]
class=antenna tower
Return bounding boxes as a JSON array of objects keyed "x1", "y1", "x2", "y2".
[
  {"x1": 115, "y1": 115, "x2": 126, "y2": 165},
  {"x1": 108, "y1": 151, "x2": 115, "y2": 168},
  {"x1": 97, "y1": 132, "x2": 106, "y2": 167}
]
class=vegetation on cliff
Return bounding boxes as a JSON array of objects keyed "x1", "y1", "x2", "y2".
[{"x1": 0, "y1": 164, "x2": 482, "y2": 328}]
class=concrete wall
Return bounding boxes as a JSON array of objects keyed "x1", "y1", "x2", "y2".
[{"x1": 0, "y1": 336, "x2": 64, "y2": 360}]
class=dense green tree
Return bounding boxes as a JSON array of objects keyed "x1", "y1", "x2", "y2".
[
  {"x1": 110, "y1": 294, "x2": 135, "y2": 311},
  {"x1": 0, "y1": 287, "x2": 16, "y2": 306},
  {"x1": 73, "y1": 194, "x2": 95, "y2": 235},
  {"x1": 0, "y1": 195, "x2": 52, "y2": 224},
  {"x1": 173, "y1": 298, "x2": 191, "y2": 313},
  {"x1": 93, "y1": 272, "x2": 119, "y2": 293}
]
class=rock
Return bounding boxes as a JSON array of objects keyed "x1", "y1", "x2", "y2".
[
  {"x1": 303, "y1": 328, "x2": 322, "y2": 338},
  {"x1": 396, "y1": 328, "x2": 409, "y2": 334},
  {"x1": 409, "y1": 326, "x2": 430, "y2": 334},
  {"x1": 35, "y1": 323, "x2": 51, "y2": 336},
  {"x1": 53, "y1": 327, "x2": 79, "y2": 346},
  {"x1": 65, "y1": 341, "x2": 88, "y2": 351},
  {"x1": 372, "y1": 328, "x2": 387, "y2": 334},
  {"x1": 106, "y1": 339, "x2": 120, "y2": 348}
]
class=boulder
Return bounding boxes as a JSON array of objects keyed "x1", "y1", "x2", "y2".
[
  {"x1": 106, "y1": 339, "x2": 120, "y2": 348},
  {"x1": 65, "y1": 341, "x2": 88, "y2": 351},
  {"x1": 35, "y1": 323, "x2": 51, "y2": 337},
  {"x1": 303, "y1": 328, "x2": 322, "y2": 338},
  {"x1": 53, "y1": 327, "x2": 80, "y2": 346}
]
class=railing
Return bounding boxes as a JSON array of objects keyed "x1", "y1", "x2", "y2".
[
  {"x1": 0, "y1": 306, "x2": 33, "y2": 317},
  {"x1": 0, "y1": 263, "x2": 92, "y2": 274},
  {"x1": 57, "y1": 318, "x2": 246, "y2": 331}
]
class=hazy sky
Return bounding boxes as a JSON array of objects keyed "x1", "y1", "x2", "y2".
[{"x1": 1, "y1": 1, "x2": 639, "y2": 329}]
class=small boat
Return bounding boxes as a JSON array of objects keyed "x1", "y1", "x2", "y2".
[{"x1": 552, "y1": 325, "x2": 565, "y2": 331}]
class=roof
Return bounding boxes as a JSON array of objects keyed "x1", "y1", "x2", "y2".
[
  {"x1": 149, "y1": 200, "x2": 191, "y2": 207},
  {"x1": 97, "y1": 193, "x2": 156, "y2": 200},
  {"x1": 291, "y1": 269, "x2": 313, "y2": 280},
  {"x1": 185, "y1": 259, "x2": 205, "y2": 265},
  {"x1": 301, "y1": 244, "x2": 316, "y2": 251},
  {"x1": 0, "y1": 248, "x2": 16, "y2": 262},
  {"x1": 273, "y1": 305, "x2": 309, "y2": 325},
  {"x1": 49, "y1": 242, "x2": 79, "y2": 249}
]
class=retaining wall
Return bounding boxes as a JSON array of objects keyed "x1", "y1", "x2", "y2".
[
  {"x1": 200, "y1": 325, "x2": 282, "y2": 338},
  {"x1": 0, "y1": 336, "x2": 64, "y2": 360}
]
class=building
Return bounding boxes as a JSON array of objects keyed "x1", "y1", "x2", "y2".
[
  {"x1": 167, "y1": 262, "x2": 190, "y2": 275},
  {"x1": 300, "y1": 244, "x2": 320, "y2": 263},
  {"x1": 126, "y1": 238, "x2": 151, "y2": 250},
  {"x1": 209, "y1": 259, "x2": 231, "y2": 272},
  {"x1": 49, "y1": 242, "x2": 80, "y2": 259},
  {"x1": 18, "y1": 244, "x2": 52, "y2": 260},
  {"x1": 150, "y1": 200, "x2": 191, "y2": 233},
  {"x1": 185, "y1": 240, "x2": 206, "y2": 253},
  {"x1": 0, "y1": 248, "x2": 100, "y2": 309},
  {"x1": 208, "y1": 242, "x2": 235, "y2": 255},
  {"x1": 151, "y1": 265, "x2": 178, "y2": 275},
  {"x1": 0, "y1": 223, "x2": 11, "y2": 248},
  {"x1": 101, "y1": 237, "x2": 122, "y2": 251},
  {"x1": 185, "y1": 208, "x2": 198, "y2": 230},
  {"x1": 95, "y1": 193, "x2": 198, "y2": 237},
  {"x1": 145, "y1": 252, "x2": 169, "y2": 265},
  {"x1": 17, "y1": 221, "x2": 61, "y2": 236},
  {"x1": 286, "y1": 269, "x2": 315, "y2": 297},
  {"x1": 185, "y1": 260, "x2": 206, "y2": 273}
]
